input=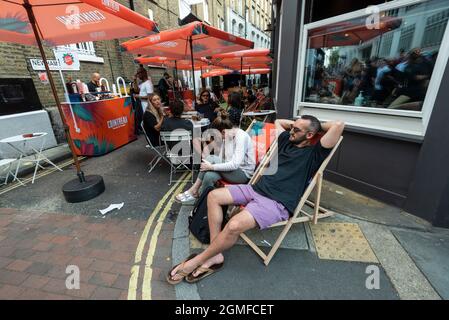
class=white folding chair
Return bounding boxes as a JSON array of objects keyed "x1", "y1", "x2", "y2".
[
  {"x1": 160, "y1": 130, "x2": 195, "y2": 185},
  {"x1": 0, "y1": 157, "x2": 25, "y2": 186},
  {"x1": 140, "y1": 122, "x2": 170, "y2": 173},
  {"x1": 237, "y1": 136, "x2": 344, "y2": 265}
]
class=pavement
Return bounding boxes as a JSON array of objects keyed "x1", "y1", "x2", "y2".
[{"x1": 0, "y1": 136, "x2": 448, "y2": 300}]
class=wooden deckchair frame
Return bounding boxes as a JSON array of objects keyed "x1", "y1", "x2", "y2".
[{"x1": 237, "y1": 135, "x2": 343, "y2": 265}]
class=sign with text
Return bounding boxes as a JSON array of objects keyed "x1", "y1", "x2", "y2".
[{"x1": 30, "y1": 51, "x2": 80, "y2": 71}]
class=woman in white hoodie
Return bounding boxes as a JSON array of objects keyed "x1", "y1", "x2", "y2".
[{"x1": 176, "y1": 112, "x2": 255, "y2": 204}]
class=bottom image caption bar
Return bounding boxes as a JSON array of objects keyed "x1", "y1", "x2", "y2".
[{"x1": 172, "y1": 303, "x2": 275, "y2": 318}]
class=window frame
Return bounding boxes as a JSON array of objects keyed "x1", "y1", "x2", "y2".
[
  {"x1": 294, "y1": 0, "x2": 449, "y2": 139},
  {"x1": 57, "y1": 42, "x2": 104, "y2": 63}
]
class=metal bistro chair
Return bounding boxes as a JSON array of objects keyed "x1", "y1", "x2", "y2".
[
  {"x1": 0, "y1": 155, "x2": 25, "y2": 186},
  {"x1": 160, "y1": 130, "x2": 194, "y2": 185},
  {"x1": 140, "y1": 122, "x2": 170, "y2": 174}
]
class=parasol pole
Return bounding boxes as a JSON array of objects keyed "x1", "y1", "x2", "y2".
[
  {"x1": 24, "y1": 0, "x2": 105, "y2": 202},
  {"x1": 24, "y1": 0, "x2": 83, "y2": 180},
  {"x1": 240, "y1": 57, "x2": 243, "y2": 88},
  {"x1": 189, "y1": 36, "x2": 197, "y2": 105}
]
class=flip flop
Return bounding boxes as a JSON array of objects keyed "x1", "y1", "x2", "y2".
[
  {"x1": 185, "y1": 262, "x2": 224, "y2": 283},
  {"x1": 166, "y1": 253, "x2": 198, "y2": 285}
]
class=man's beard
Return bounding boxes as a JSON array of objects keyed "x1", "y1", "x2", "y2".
[{"x1": 290, "y1": 133, "x2": 308, "y2": 145}]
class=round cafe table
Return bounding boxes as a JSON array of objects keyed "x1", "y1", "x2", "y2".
[
  {"x1": 0, "y1": 132, "x2": 63, "y2": 184},
  {"x1": 240, "y1": 110, "x2": 277, "y2": 128}
]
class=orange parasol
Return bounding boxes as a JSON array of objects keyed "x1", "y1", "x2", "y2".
[
  {"x1": 201, "y1": 68, "x2": 235, "y2": 78},
  {"x1": 209, "y1": 49, "x2": 271, "y2": 84},
  {"x1": 0, "y1": 0, "x2": 159, "y2": 46},
  {"x1": 0, "y1": 0, "x2": 159, "y2": 202},
  {"x1": 121, "y1": 21, "x2": 253, "y2": 96}
]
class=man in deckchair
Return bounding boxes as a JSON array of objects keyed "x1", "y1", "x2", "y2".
[{"x1": 167, "y1": 115, "x2": 345, "y2": 284}]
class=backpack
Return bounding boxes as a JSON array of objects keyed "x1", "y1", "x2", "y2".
[{"x1": 188, "y1": 186, "x2": 228, "y2": 244}]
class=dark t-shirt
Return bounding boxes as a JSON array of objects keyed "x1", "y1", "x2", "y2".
[
  {"x1": 87, "y1": 81, "x2": 100, "y2": 93},
  {"x1": 161, "y1": 117, "x2": 193, "y2": 132},
  {"x1": 195, "y1": 102, "x2": 218, "y2": 123},
  {"x1": 143, "y1": 111, "x2": 161, "y2": 147},
  {"x1": 253, "y1": 131, "x2": 331, "y2": 215},
  {"x1": 161, "y1": 117, "x2": 194, "y2": 150}
]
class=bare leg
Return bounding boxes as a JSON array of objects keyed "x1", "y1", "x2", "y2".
[{"x1": 170, "y1": 188, "x2": 256, "y2": 280}]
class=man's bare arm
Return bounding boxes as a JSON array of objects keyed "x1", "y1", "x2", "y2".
[
  {"x1": 275, "y1": 119, "x2": 294, "y2": 132},
  {"x1": 320, "y1": 120, "x2": 345, "y2": 149}
]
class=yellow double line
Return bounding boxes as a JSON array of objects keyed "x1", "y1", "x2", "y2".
[{"x1": 128, "y1": 172, "x2": 191, "y2": 300}]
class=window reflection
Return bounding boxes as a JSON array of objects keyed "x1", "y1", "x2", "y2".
[{"x1": 303, "y1": 0, "x2": 449, "y2": 111}]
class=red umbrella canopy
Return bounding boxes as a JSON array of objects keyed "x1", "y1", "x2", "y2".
[
  {"x1": 209, "y1": 48, "x2": 272, "y2": 69},
  {"x1": 239, "y1": 68, "x2": 271, "y2": 75},
  {"x1": 213, "y1": 56, "x2": 272, "y2": 69},
  {"x1": 308, "y1": 16, "x2": 402, "y2": 49},
  {"x1": 201, "y1": 68, "x2": 235, "y2": 78},
  {"x1": 134, "y1": 56, "x2": 211, "y2": 70},
  {"x1": 121, "y1": 21, "x2": 254, "y2": 60},
  {"x1": 0, "y1": 0, "x2": 159, "y2": 46}
]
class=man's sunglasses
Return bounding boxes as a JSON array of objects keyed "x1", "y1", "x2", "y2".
[{"x1": 290, "y1": 125, "x2": 308, "y2": 134}]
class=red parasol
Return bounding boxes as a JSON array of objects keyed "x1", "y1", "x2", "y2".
[
  {"x1": 121, "y1": 21, "x2": 253, "y2": 96},
  {"x1": 209, "y1": 49, "x2": 271, "y2": 85},
  {"x1": 0, "y1": 0, "x2": 159, "y2": 46}
]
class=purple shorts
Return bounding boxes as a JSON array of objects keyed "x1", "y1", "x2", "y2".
[{"x1": 227, "y1": 185, "x2": 290, "y2": 230}]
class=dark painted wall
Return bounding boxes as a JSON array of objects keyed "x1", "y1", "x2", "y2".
[
  {"x1": 404, "y1": 56, "x2": 449, "y2": 227},
  {"x1": 325, "y1": 131, "x2": 421, "y2": 208},
  {"x1": 272, "y1": 0, "x2": 302, "y2": 118}
]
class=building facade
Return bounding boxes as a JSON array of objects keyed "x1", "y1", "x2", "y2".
[{"x1": 271, "y1": 0, "x2": 449, "y2": 228}]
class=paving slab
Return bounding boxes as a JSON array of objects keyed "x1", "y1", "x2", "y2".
[
  {"x1": 392, "y1": 228, "x2": 449, "y2": 299},
  {"x1": 195, "y1": 246, "x2": 399, "y2": 300}
]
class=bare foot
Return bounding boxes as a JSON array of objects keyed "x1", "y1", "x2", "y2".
[
  {"x1": 170, "y1": 258, "x2": 198, "y2": 282},
  {"x1": 191, "y1": 253, "x2": 224, "y2": 278}
]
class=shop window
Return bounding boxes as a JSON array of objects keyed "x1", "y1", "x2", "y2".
[
  {"x1": 297, "y1": 0, "x2": 449, "y2": 138},
  {"x1": 299, "y1": 0, "x2": 448, "y2": 113}
]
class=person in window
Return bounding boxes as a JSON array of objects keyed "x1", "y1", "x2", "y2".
[
  {"x1": 389, "y1": 48, "x2": 433, "y2": 109},
  {"x1": 195, "y1": 89, "x2": 220, "y2": 123},
  {"x1": 372, "y1": 58, "x2": 392, "y2": 104},
  {"x1": 143, "y1": 93, "x2": 165, "y2": 147},
  {"x1": 167, "y1": 116, "x2": 344, "y2": 284},
  {"x1": 175, "y1": 111, "x2": 255, "y2": 204},
  {"x1": 87, "y1": 72, "x2": 101, "y2": 93},
  {"x1": 138, "y1": 69, "x2": 154, "y2": 115}
]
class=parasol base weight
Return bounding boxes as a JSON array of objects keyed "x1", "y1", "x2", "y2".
[{"x1": 62, "y1": 175, "x2": 105, "y2": 203}]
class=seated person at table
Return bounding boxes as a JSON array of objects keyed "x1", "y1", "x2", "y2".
[
  {"x1": 195, "y1": 89, "x2": 220, "y2": 123},
  {"x1": 143, "y1": 93, "x2": 165, "y2": 147},
  {"x1": 227, "y1": 92, "x2": 244, "y2": 127},
  {"x1": 167, "y1": 116, "x2": 344, "y2": 284},
  {"x1": 161, "y1": 100, "x2": 202, "y2": 157},
  {"x1": 175, "y1": 112, "x2": 255, "y2": 204}
]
